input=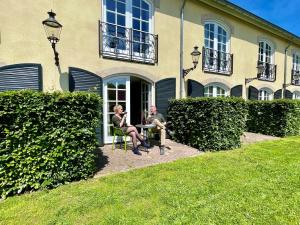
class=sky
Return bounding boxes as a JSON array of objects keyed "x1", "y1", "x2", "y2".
[{"x1": 229, "y1": 0, "x2": 300, "y2": 37}]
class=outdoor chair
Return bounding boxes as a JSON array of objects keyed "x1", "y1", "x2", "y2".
[{"x1": 112, "y1": 127, "x2": 128, "y2": 152}]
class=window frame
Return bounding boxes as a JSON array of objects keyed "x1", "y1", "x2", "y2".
[
  {"x1": 204, "y1": 83, "x2": 229, "y2": 97},
  {"x1": 258, "y1": 88, "x2": 273, "y2": 101},
  {"x1": 258, "y1": 40, "x2": 274, "y2": 64},
  {"x1": 204, "y1": 20, "x2": 231, "y2": 54},
  {"x1": 293, "y1": 91, "x2": 300, "y2": 100},
  {"x1": 101, "y1": 0, "x2": 156, "y2": 63}
]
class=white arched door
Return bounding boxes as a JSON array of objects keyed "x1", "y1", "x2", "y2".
[{"x1": 103, "y1": 76, "x2": 131, "y2": 143}]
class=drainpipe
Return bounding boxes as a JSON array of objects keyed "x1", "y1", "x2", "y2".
[
  {"x1": 283, "y1": 43, "x2": 291, "y2": 98},
  {"x1": 180, "y1": 0, "x2": 187, "y2": 98}
]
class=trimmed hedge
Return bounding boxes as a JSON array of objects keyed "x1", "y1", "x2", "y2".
[
  {"x1": 168, "y1": 97, "x2": 248, "y2": 151},
  {"x1": 247, "y1": 100, "x2": 300, "y2": 137},
  {"x1": 0, "y1": 91, "x2": 102, "y2": 198}
]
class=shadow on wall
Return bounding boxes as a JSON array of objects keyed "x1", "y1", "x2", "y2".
[{"x1": 58, "y1": 66, "x2": 69, "y2": 91}]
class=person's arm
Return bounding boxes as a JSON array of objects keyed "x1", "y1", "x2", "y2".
[
  {"x1": 159, "y1": 113, "x2": 166, "y2": 124},
  {"x1": 119, "y1": 114, "x2": 126, "y2": 127}
]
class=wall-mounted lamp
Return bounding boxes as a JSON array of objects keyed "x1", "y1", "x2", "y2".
[
  {"x1": 284, "y1": 71, "x2": 300, "y2": 88},
  {"x1": 245, "y1": 63, "x2": 265, "y2": 84},
  {"x1": 183, "y1": 46, "x2": 201, "y2": 77},
  {"x1": 42, "y1": 10, "x2": 63, "y2": 66}
]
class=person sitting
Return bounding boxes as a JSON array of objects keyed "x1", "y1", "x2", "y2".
[
  {"x1": 112, "y1": 105, "x2": 149, "y2": 155},
  {"x1": 146, "y1": 105, "x2": 170, "y2": 155}
]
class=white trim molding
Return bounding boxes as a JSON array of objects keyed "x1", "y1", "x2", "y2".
[{"x1": 201, "y1": 14, "x2": 234, "y2": 35}]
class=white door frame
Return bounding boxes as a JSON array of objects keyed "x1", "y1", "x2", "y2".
[{"x1": 103, "y1": 75, "x2": 131, "y2": 143}]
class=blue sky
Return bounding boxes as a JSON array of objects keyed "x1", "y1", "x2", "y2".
[{"x1": 229, "y1": 0, "x2": 300, "y2": 37}]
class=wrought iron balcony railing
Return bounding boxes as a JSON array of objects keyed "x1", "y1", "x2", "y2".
[
  {"x1": 291, "y1": 69, "x2": 300, "y2": 85},
  {"x1": 257, "y1": 61, "x2": 276, "y2": 82},
  {"x1": 202, "y1": 47, "x2": 233, "y2": 75},
  {"x1": 99, "y1": 21, "x2": 158, "y2": 64}
]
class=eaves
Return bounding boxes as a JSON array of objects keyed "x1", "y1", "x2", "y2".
[{"x1": 196, "y1": 0, "x2": 300, "y2": 46}]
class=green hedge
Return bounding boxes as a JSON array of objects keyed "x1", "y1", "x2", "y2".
[
  {"x1": 247, "y1": 100, "x2": 300, "y2": 137},
  {"x1": 168, "y1": 97, "x2": 248, "y2": 151},
  {"x1": 0, "y1": 91, "x2": 102, "y2": 198}
]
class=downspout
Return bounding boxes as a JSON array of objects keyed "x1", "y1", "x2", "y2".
[
  {"x1": 180, "y1": 0, "x2": 187, "y2": 99},
  {"x1": 283, "y1": 42, "x2": 291, "y2": 98}
]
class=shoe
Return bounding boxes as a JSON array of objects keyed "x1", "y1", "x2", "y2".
[
  {"x1": 160, "y1": 146, "x2": 165, "y2": 155},
  {"x1": 141, "y1": 140, "x2": 150, "y2": 148},
  {"x1": 132, "y1": 147, "x2": 142, "y2": 155}
]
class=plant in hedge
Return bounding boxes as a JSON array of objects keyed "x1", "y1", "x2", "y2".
[
  {"x1": 0, "y1": 90, "x2": 102, "y2": 198},
  {"x1": 247, "y1": 99, "x2": 300, "y2": 137},
  {"x1": 168, "y1": 97, "x2": 248, "y2": 151}
]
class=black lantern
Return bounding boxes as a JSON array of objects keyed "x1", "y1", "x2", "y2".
[
  {"x1": 191, "y1": 46, "x2": 201, "y2": 68},
  {"x1": 42, "y1": 11, "x2": 62, "y2": 66},
  {"x1": 256, "y1": 63, "x2": 265, "y2": 75},
  {"x1": 183, "y1": 46, "x2": 201, "y2": 77}
]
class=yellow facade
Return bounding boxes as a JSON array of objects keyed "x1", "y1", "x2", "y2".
[{"x1": 0, "y1": 0, "x2": 299, "y2": 96}]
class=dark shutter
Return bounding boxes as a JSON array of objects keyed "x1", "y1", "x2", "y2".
[
  {"x1": 230, "y1": 85, "x2": 243, "y2": 97},
  {"x1": 0, "y1": 64, "x2": 42, "y2": 91},
  {"x1": 187, "y1": 79, "x2": 204, "y2": 97},
  {"x1": 248, "y1": 85, "x2": 258, "y2": 100},
  {"x1": 274, "y1": 89, "x2": 282, "y2": 99},
  {"x1": 285, "y1": 90, "x2": 293, "y2": 99},
  {"x1": 155, "y1": 78, "x2": 176, "y2": 118},
  {"x1": 69, "y1": 67, "x2": 103, "y2": 146}
]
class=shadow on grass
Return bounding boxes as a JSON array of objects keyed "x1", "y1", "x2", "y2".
[{"x1": 95, "y1": 147, "x2": 109, "y2": 172}]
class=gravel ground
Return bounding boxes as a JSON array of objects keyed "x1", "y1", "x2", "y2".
[{"x1": 94, "y1": 132, "x2": 280, "y2": 178}]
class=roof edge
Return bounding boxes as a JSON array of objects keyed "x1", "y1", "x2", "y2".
[{"x1": 197, "y1": 0, "x2": 300, "y2": 46}]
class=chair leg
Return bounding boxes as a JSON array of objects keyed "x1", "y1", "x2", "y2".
[
  {"x1": 112, "y1": 134, "x2": 115, "y2": 151},
  {"x1": 124, "y1": 135, "x2": 127, "y2": 152}
]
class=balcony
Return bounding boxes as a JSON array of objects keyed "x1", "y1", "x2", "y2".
[
  {"x1": 257, "y1": 61, "x2": 276, "y2": 82},
  {"x1": 202, "y1": 47, "x2": 233, "y2": 75},
  {"x1": 99, "y1": 21, "x2": 158, "y2": 64},
  {"x1": 291, "y1": 69, "x2": 300, "y2": 85}
]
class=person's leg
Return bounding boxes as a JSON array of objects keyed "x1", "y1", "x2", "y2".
[
  {"x1": 160, "y1": 127, "x2": 166, "y2": 147},
  {"x1": 127, "y1": 131, "x2": 137, "y2": 148},
  {"x1": 153, "y1": 119, "x2": 165, "y2": 129},
  {"x1": 127, "y1": 126, "x2": 150, "y2": 148},
  {"x1": 127, "y1": 126, "x2": 144, "y2": 141}
]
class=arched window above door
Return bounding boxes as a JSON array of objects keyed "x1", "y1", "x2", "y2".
[
  {"x1": 257, "y1": 40, "x2": 276, "y2": 82},
  {"x1": 203, "y1": 21, "x2": 233, "y2": 75},
  {"x1": 101, "y1": 0, "x2": 158, "y2": 64},
  {"x1": 204, "y1": 83, "x2": 229, "y2": 97}
]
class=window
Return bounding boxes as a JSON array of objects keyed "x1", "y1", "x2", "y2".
[
  {"x1": 101, "y1": 0, "x2": 157, "y2": 63},
  {"x1": 204, "y1": 84, "x2": 228, "y2": 97},
  {"x1": 293, "y1": 91, "x2": 300, "y2": 100},
  {"x1": 292, "y1": 53, "x2": 300, "y2": 85},
  {"x1": 258, "y1": 41, "x2": 276, "y2": 81},
  {"x1": 203, "y1": 21, "x2": 232, "y2": 74},
  {"x1": 258, "y1": 88, "x2": 273, "y2": 101}
]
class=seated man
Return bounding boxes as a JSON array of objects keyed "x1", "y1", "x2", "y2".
[{"x1": 146, "y1": 105, "x2": 170, "y2": 155}]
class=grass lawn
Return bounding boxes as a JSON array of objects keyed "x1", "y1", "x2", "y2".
[{"x1": 1, "y1": 137, "x2": 300, "y2": 225}]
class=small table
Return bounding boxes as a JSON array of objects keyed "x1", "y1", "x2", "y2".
[{"x1": 136, "y1": 124, "x2": 156, "y2": 151}]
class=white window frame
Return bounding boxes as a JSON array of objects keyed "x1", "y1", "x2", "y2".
[
  {"x1": 204, "y1": 83, "x2": 229, "y2": 97},
  {"x1": 204, "y1": 20, "x2": 231, "y2": 53},
  {"x1": 293, "y1": 53, "x2": 300, "y2": 71},
  {"x1": 293, "y1": 91, "x2": 300, "y2": 100},
  {"x1": 258, "y1": 40, "x2": 274, "y2": 64},
  {"x1": 258, "y1": 88, "x2": 273, "y2": 101},
  {"x1": 102, "y1": 0, "x2": 154, "y2": 59}
]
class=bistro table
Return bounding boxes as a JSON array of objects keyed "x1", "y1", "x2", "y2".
[{"x1": 136, "y1": 123, "x2": 156, "y2": 152}]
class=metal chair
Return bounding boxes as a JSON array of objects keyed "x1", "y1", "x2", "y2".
[{"x1": 112, "y1": 127, "x2": 128, "y2": 152}]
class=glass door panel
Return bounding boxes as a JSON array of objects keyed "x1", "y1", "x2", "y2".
[{"x1": 103, "y1": 76, "x2": 130, "y2": 143}]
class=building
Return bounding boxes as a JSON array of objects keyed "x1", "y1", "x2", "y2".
[{"x1": 0, "y1": 0, "x2": 300, "y2": 143}]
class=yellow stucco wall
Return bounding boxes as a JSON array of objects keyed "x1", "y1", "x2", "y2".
[{"x1": 0, "y1": 0, "x2": 299, "y2": 97}]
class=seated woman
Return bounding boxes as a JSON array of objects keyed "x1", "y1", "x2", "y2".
[{"x1": 112, "y1": 105, "x2": 149, "y2": 155}]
